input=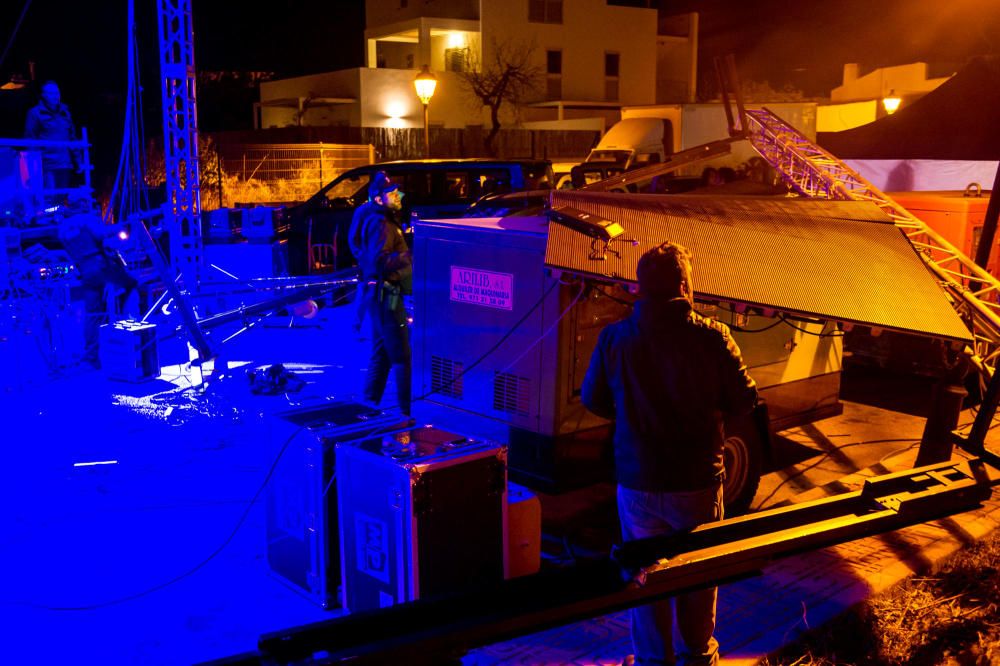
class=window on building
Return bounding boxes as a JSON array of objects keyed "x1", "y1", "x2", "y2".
[
  {"x1": 547, "y1": 50, "x2": 562, "y2": 76},
  {"x1": 605, "y1": 52, "x2": 620, "y2": 78},
  {"x1": 445, "y1": 47, "x2": 469, "y2": 72},
  {"x1": 605, "y1": 52, "x2": 620, "y2": 101},
  {"x1": 529, "y1": 0, "x2": 563, "y2": 24},
  {"x1": 546, "y1": 49, "x2": 562, "y2": 100}
]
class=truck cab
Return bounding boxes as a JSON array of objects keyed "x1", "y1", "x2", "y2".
[{"x1": 584, "y1": 117, "x2": 673, "y2": 170}]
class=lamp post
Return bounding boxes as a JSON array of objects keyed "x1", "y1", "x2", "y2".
[
  {"x1": 413, "y1": 64, "x2": 437, "y2": 158},
  {"x1": 882, "y1": 89, "x2": 901, "y2": 115}
]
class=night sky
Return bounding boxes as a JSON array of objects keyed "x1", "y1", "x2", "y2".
[{"x1": 2, "y1": 0, "x2": 999, "y2": 182}]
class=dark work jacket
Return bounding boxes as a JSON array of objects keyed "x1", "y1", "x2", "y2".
[
  {"x1": 582, "y1": 297, "x2": 758, "y2": 492},
  {"x1": 58, "y1": 214, "x2": 116, "y2": 286},
  {"x1": 24, "y1": 101, "x2": 79, "y2": 169},
  {"x1": 350, "y1": 201, "x2": 412, "y2": 295}
]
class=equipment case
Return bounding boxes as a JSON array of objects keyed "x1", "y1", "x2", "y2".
[
  {"x1": 99, "y1": 320, "x2": 158, "y2": 381},
  {"x1": 265, "y1": 400, "x2": 412, "y2": 608},
  {"x1": 337, "y1": 425, "x2": 507, "y2": 613}
]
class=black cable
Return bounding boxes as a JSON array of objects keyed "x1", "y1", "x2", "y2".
[
  {"x1": 778, "y1": 314, "x2": 843, "y2": 338},
  {"x1": 729, "y1": 317, "x2": 784, "y2": 334},
  {"x1": 16, "y1": 422, "x2": 305, "y2": 611},
  {"x1": 712, "y1": 303, "x2": 842, "y2": 336},
  {"x1": 411, "y1": 278, "x2": 562, "y2": 403},
  {"x1": 17, "y1": 416, "x2": 400, "y2": 612},
  {"x1": 593, "y1": 285, "x2": 633, "y2": 308},
  {"x1": 0, "y1": 0, "x2": 31, "y2": 72},
  {"x1": 494, "y1": 280, "x2": 587, "y2": 377},
  {"x1": 752, "y1": 437, "x2": 919, "y2": 511}
]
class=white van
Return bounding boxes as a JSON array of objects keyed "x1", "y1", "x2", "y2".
[{"x1": 585, "y1": 117, "x2": 672, "y2": 169}]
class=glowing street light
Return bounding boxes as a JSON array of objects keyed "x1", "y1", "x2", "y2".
[
  {"x1": 882, "y1": 89, "x2": 901, "y2": 115},
  {"x1": 414, "y1": 65, "x2": 437, "y2": 157}
]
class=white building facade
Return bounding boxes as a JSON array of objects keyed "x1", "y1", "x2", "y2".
[{"x1": 257, "y1": 1, "x2": 685, "y2": 132}]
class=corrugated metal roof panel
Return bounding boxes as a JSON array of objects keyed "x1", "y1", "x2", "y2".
[{"x1": 545, "y1": 191, "x2": 972, "y2": 343}]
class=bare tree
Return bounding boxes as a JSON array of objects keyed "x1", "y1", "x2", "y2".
[{"x1": 460, "y1": 38, "x2": 542, "y2": 157}]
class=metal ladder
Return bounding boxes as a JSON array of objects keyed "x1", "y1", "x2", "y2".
[{"x1": 742, "y1": 106, "x2": 1000, "y2": 376}]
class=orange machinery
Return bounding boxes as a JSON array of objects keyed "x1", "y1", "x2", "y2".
[{"x1": 889, "y1": 189, "x2": 996, "y2": 275}]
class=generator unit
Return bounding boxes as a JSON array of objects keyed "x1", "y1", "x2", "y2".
[
  {"x1": 412, "y1": 216, "x2": 632, "y2": 490},
  {"x1": 412, "y1": 214, "x2": 843, "y2": 504}
]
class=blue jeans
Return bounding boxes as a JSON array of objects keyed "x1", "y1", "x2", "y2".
[{"x1": 618, "y1": 484, "x2": 723, "y2": 666}]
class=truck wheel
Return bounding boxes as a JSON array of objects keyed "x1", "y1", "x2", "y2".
[{"x1": 722, "y1": 418, "x2": 763, "y2": 515}]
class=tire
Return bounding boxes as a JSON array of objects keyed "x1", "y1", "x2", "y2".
[{"x1": 722, "y1": 414, "x2": 764, "y2": 515}]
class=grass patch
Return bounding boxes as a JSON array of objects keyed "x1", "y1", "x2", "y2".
[{"x1": 763, "y1": 526, "x2": 1000, "y2": 665}]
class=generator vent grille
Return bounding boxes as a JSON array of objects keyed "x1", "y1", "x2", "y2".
[
  {"x1": 493, "y1": 372, "x2": 530, "y2": 416},
  {"x1": 431, "y1": 356, "x2": 464, "y2": 398}
]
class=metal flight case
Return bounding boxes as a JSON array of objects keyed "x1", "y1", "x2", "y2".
[
  {"x1": 336, "y1": 425, "x2": 507, "y2": 614},
  {"x1": 265, "y1": 400, "x2": 412, "y2": 609}
]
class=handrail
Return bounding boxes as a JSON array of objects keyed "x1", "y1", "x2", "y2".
[{"x1": 0, "y1": 130, "x2": 95, "y2": 213}]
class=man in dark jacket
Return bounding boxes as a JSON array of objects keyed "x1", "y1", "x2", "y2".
[
  {"x1": 350, "y1": 172, "x2": 412, "y2": 415},
  {"x1": 582, "y1": 241, "x2": 758, "y2": 666},
  {"x1": 24, "y1": 81, "x2": 81, "y2": 198}
]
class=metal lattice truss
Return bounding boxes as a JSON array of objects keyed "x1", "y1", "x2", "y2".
[
  {"x1": 157, "y1": 0, "x2": 203, "y2": 287},
  {"x1": 744, "y1": 107, "x2": 1000, "y2": 377}
]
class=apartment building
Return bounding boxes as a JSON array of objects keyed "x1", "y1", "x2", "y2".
[{"x1": 257, "y1": 1, "x2": 691, "y2": 132}]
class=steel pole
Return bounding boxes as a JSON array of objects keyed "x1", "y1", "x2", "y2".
[{"x1": 423, "y1": 103, "x2": 430, "y2": 158}]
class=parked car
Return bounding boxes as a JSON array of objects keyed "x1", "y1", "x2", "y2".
[{"x1": 279, "y1": 158, "x2": 554, "y2": 275}]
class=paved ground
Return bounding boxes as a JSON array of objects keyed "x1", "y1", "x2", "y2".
[{"x1": 1, "y1": 299, "x2": 998, "y2": 665}]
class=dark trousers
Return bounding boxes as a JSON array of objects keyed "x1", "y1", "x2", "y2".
[
  {"x1": 618, "y1": 484, "x2": 723, "y2": 665},
  {"x1": 80, "y1": 258, "x2": 137, "y2": 364},
  {"x1": 43, "y1": 168, "x2": 74, "y2": 205},
  {"x1": 364, "y1": 284, "x2": 412, "y2": 415}
]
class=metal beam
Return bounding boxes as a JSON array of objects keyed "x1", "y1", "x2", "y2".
[
  {"x1": 577, "y1": 138, "x2": 737, "y2": 193},
  {"x1": 199, "y1": 459, "x2": 992, "y2": 666}
]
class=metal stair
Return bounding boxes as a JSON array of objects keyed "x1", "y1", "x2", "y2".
[{"x1": 743, "y1": 106, "x2": 1000, "y2": 376}]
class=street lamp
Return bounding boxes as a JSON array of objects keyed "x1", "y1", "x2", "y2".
[
  {"x1": 882, "y1": 89, "x2": 901, "y2": 115},
  {"x1": 414, "y1": 64, "x2": 437, "y2": 158}
]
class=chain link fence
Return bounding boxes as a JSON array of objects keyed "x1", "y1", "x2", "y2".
[{"x1": 210, "y1": 143, "x2": 374, "y2": 207}]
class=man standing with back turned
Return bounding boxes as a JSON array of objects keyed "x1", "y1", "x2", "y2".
[
  {"x1": 582, "y1": 241, "x2": 758, "y2": 666},
  {"x1": 351, "y1": 171, "x2": 412, "y2": 416}
]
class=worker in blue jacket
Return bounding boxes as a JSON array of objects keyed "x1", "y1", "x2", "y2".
[{"x1": 351, "y1": 172, "x2": 412, "y2": 416}]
